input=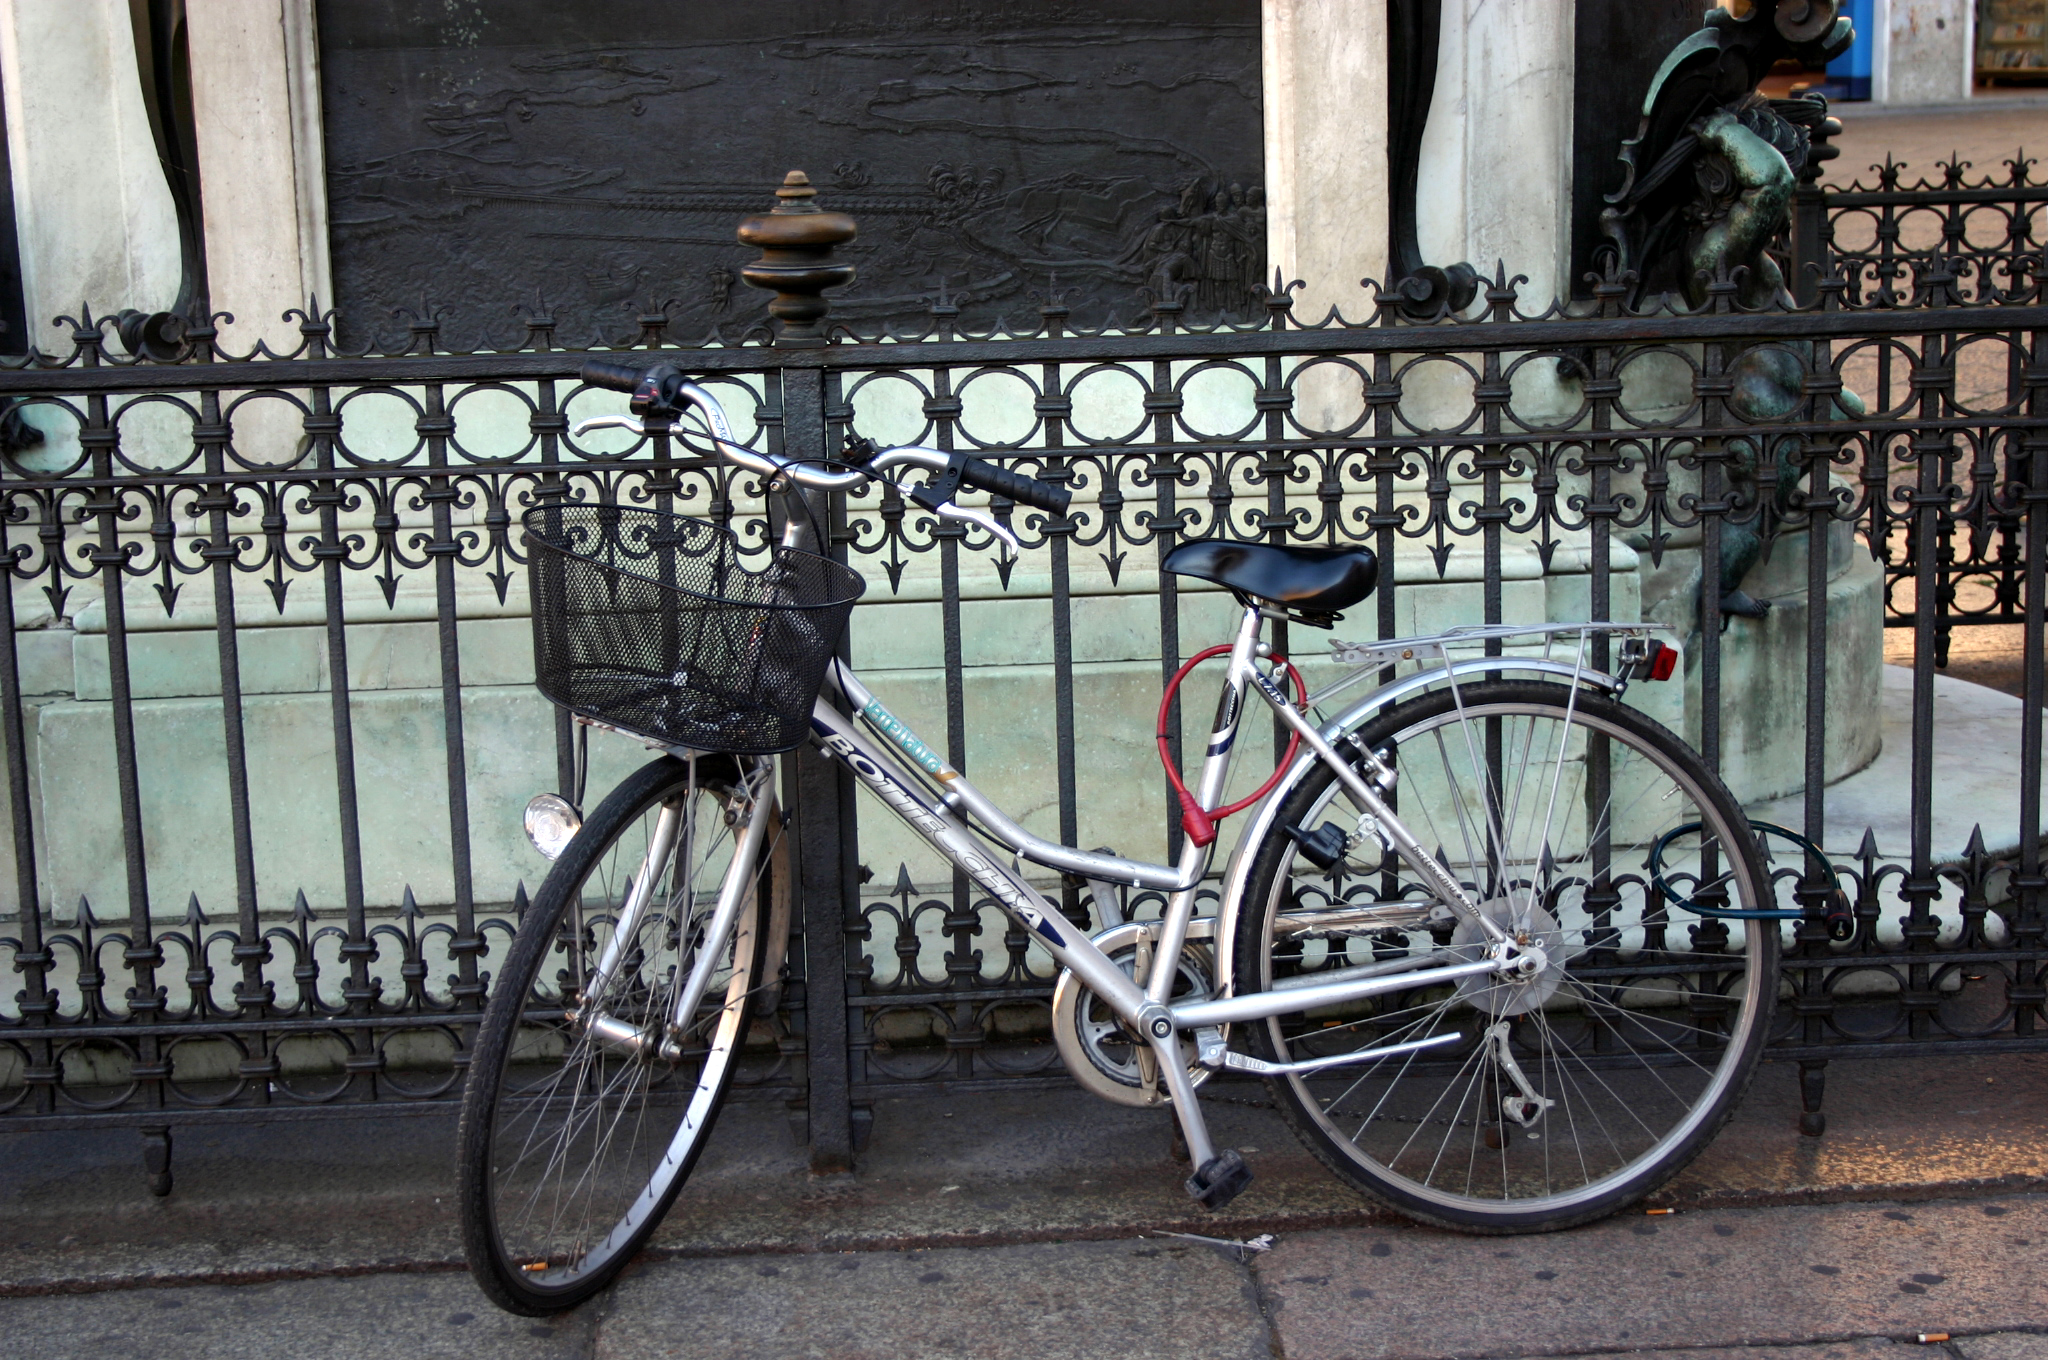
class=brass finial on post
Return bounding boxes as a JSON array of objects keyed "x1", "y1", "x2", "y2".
[{"x1": 738, "y1": 170, "x2": 857, "y2": 348}]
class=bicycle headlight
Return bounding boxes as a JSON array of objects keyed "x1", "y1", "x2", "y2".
[{"x1": 523, "y1": 793, "x2": 581, "y2": 861}]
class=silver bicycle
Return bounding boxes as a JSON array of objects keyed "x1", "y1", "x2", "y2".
[{"x1": 455, "y1": 363, "x2": 1779, "y2": 1314}]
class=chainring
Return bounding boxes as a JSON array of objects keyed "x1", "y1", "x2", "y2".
[{"x1": 1050, "y1": 919, "x2": 1216, "y2": 1108}]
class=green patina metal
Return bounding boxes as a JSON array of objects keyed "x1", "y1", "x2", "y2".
[
  {"x1": 1601, "y1": 0, "x2": 1868, "y2": 624},
  {"x1": 1600, "y1": 0, "x2": 1855, "y2": 311}
]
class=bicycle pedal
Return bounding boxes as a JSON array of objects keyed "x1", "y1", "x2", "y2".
[{"x1": 1186, "y1": 1148, "x2": 1254, "y2": 1210}]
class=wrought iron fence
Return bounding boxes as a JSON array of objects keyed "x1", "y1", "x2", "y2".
[
  {"x1": 1820, "y1": 151, "x2": 2047, "y2": 310},
  {"x1": 0, "y1": 173, "x2": 2042, "y2": 1183},
  {"x1": 1805, "y1": 151, "x2": 2047, "y2": 658}
]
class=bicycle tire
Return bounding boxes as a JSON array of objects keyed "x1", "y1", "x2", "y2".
[
  {"x1": 1231, "y1": 679, "x2": 1776, "y2": 1233},
  {"x1": 458, "y1": 753, "x2": 773, "y2": 1313}
]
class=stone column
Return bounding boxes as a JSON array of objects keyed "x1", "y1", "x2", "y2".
[
  {"x1": 186, "y1": 0, "x2": 331, "y2": 351},
  {"x1": 0, "y1": 0, "x2": 179, "y2": 350},
  {"x1": 1416, "y1": 0, "x2": 1576, "y2": 306},
  {"x1": 1876, "y1": 0, "x2": 1975, "y2": 105},
  {"x1": 1261, "y1": 0, "x2": 1389, "y2": 322}
]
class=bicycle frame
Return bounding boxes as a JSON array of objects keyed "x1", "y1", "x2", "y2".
[
  {"x1": 564, "y1": 389, "x2": 1668, "y2": 1178},
  {"x1": 796, "y1": 604, "x2": 1657, "y2": 1171},
  {"x1": 567, "y1": 604, "x2": 1663, "y2": 1173}
]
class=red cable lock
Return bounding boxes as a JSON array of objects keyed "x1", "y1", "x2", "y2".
[{"x1": 1156, "y1": 645, "x2": 1308, "y2": 848}]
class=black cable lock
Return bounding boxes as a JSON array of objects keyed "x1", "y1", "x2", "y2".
[{"x1": 1647, "y1": 819, "x2": 1854, "y2": 939}]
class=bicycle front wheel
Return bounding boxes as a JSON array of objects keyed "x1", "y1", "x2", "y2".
[
  {"x1": 458, "y1": 753, "x2": 773, "y2": 1313},
  {"x1": 1232, "y1": 679, "x2": 1776, "y2": 1232}
]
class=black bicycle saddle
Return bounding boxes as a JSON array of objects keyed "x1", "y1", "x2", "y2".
[{"x1": 1161, "y1": 539, "x2": 1378, "y2": 614}]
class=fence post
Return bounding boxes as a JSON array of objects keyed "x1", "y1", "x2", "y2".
[
  {"x1": 739, "y1": 171, "x2": 862, "y2": 1172},
  {"x1": 2014, "y1": 295, "x2": 2048, "y2": 1033},
  {"x1": 1788, "y1": 93, "x2": 1840, "y2": 307}
]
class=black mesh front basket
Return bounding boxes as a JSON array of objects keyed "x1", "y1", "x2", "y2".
[{"x1": 525, "y1": 504, "x2": 864, "y2": 755}]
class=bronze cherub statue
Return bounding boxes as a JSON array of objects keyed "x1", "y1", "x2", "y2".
[{"x1": 1600, "y1": 0, "x2": 1866, "y2": 623}]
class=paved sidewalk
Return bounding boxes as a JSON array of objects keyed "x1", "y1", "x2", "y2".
[
  {"x1": 1834, "y1": 92, "x2": 2046, "y2": 700},
  {"x1": 4, "y1": 1052, "x2": 2048, "y2": 1359},
  {"x1": 6, "y1": 1052, "x2": 2048, "y2": 1293},
  {"x1": 1824, "y1": 93, "x2": 2048, "y2": 188},
  {"x1": 5, "y1": 1187, "x2": 2048, "y2": 1358}
]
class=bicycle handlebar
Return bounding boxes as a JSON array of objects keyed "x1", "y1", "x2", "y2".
[
  {"x1": 953, "y1": 456, "x2": 1069, "y2": 515},
  {"x1": 580, "y1": 358, "x2": 648, "y2": 394},
  {"x1": 576, "y1": 360, "x2": 1070, "y2": 515}
]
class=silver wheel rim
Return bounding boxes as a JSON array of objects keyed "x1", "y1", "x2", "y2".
[
  {"x1": 485, "y1": 771, "x2": 763, "y2": 1285},
  {"x1": 1258, "y1": 697, "x2": 1771, "y2": 1217}
]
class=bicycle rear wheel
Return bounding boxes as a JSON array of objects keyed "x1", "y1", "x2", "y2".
[
  {"x1": 1231, "y1": 680, "x2": 1776, "y2": 1232},
  {"x1": 458, "y1": 753, "x2": 773, "y2": 1313}
]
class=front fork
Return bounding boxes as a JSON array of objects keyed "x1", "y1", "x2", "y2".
[{"x1": 571, "y1": 760, "x2": 777, "y2": 1060}]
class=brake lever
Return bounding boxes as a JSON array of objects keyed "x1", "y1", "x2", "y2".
[
  {"x1": 570, "y1": 414, "x2": 666, "y2": 439},
  {"x1": 931, "y1": 500, "x2": 1022, "y2": 556}
]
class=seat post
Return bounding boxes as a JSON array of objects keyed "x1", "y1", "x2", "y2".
[{"x1": 1145, "y1": 603, "x2": 1265, "y2": 1008}]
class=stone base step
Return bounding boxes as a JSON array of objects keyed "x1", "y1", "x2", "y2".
[{"x1": 1749, "y1": 663, "x2": 2045, "y2": 863}]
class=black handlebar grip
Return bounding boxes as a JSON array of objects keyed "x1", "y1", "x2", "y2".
[
  {"x1": 957, "y1": 456, "x2": 1071, "y2": 515},
  {"x1": 580, "y1": 359, "x2": 646, "y2": 393}
]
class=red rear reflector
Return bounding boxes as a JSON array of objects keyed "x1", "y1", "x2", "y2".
[{"x1": 1647, "y1": 642, "x2": 1678, "y2": 682}]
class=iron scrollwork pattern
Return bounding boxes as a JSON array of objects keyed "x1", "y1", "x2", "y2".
[{"x1": 0, "y1": 171, "x2": 2041, "y2": 1132}]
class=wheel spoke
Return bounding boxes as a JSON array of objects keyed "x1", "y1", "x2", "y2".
[
  {"x1": 1247, "y1": 684, "x2": 1771, "y2": 1224},
  {"x1": 462, "y1": 758, "x2": 767, "y2": 1304}
]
